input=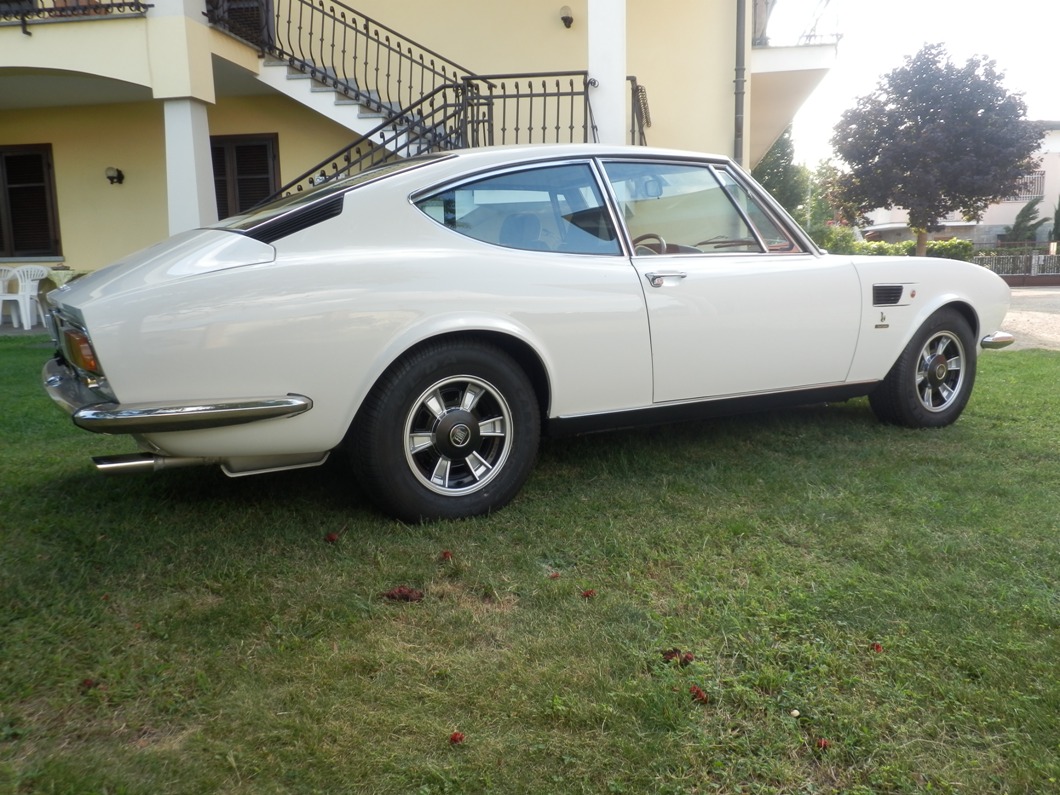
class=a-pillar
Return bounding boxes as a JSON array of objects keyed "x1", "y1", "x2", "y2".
[
  {"x1": 163, "y1": 97, "x2": 218, "y2": 235},
  {"x1": 587, "y1": 0, "x2": 627, "y2": 145}
]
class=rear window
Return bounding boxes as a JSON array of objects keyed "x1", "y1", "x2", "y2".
[{"x1": 217, "y1": 154, "x2": 452, "y2": 235}]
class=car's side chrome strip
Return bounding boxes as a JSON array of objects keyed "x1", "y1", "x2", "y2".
[
  {"x1": 72, "y1": 394, "x2": 313, "y2": 434},
  {"x1": 981, "y1": 331, "x2": 1015, "y2": 349}
]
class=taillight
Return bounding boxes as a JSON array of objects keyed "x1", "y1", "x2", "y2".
[{"x1": 64, "y1": 329, "x2": 103, "y2": 376}]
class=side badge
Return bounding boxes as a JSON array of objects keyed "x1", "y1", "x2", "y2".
[{"x1": 875, "y1": 311, "x2": 889, "y2": 330}]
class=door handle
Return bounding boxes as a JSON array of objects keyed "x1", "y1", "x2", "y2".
[{"x1": 645, "y1": 271, "x2": 687, "y2": 288}]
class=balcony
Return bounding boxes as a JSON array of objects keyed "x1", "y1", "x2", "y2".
[
  {"x1": 0, "y1": 0, "x2": 150, "y2": 34},
  {"x1": 748, "y1": 0, "x2": 839, "y2": 163}
]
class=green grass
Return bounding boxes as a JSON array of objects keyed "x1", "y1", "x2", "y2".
[{"x1": 2, "y1": 334, "x2": 1058, "y2": 794}]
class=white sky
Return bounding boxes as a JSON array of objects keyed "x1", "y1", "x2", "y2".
[{"x1": 768, "y1": 0, "x2": 1060, "y2": 165}]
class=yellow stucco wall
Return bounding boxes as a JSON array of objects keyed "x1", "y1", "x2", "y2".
[
  {"x1": 207, "y1": 95, "x2": 360, "y2": 191},
  {"x1": 350, "y1": 0, "x2": 738, "y2": 156},
  {"x1": 0, "y1": 103, "x2": 167, "y2": 270},
  {"x1": 0, "y1": 96, "x2": 359, "y2": 271}
]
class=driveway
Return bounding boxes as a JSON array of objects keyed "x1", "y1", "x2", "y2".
[{"x1": 1003, "y1": 288, "x2": 1060, "y2": 351}]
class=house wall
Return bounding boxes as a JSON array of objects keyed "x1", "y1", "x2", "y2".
[
  {"x1": 0, "y1": 104, "x2": 167, "y2": 270},
  {"x1": 207, "y1": 96, "x2": 359, "y2": 194},
  {"x1": 0, "y1": 96, "x2": 357, "y2": 271},
  {"x1": 350, "y1": 0, "x2": 740, "y2": 156}
]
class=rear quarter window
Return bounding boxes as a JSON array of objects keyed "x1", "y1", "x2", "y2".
[{"x1": 415, "y1": 163, "x2": 621, "y2": 255}]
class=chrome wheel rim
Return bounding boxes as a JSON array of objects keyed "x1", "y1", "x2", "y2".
[
  {"x1": 403, "y1": 375, "x2": 513, "y2": 496},
  {"x1": 915, "y1": 330, "x2": 966, "y2": 413}
]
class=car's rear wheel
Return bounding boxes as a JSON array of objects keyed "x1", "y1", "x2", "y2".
[
  {"x1": 350, "y1": 339, "x2": 540, "y2": 521},
  {"x1": 869, "y1": 308, "x2": 977, "y2": 428}
]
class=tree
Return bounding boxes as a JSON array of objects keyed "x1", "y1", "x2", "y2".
[
  {"x1": 1051, "y1": 199, "x2": 1060, "y2": 244},
  {"x1": 751, "y1": 125, "x2": 809, "y2": 218},
  {"x1": 831, "y1": 43, "x2": 1044, "y2": 256},
  {"x1": 1002, "y1": 198, "x2": 1049, "y2": 245}
]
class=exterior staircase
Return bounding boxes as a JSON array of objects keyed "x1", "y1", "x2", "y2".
[
  {"x1": 206, "y1": 0, "x2": 643, "y2": 197},
  {"x1": 255, "y1": 56, "x2": 402, "y2": 140}
]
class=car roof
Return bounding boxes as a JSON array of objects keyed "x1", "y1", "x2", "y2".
[{"x1": 425, "y1": 143, "x2": 734, "y2": 170}]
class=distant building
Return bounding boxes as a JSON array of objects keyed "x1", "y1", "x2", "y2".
[{"x1": 863, "y1": 124, "x2": 1060, "y2": 249}]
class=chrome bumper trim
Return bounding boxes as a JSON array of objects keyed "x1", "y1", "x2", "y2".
[
  {"x1": 44, "y1": 357, "x2": 312, "y2": 434},
  {"x1": 981, "y1": 331, "x2": 1015, "y2": 350}
]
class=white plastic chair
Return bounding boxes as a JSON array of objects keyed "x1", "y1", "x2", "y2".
[
  {"x1": 15, "y1": 265, "x2": 49, "y2": 329},
  {"x1": 0, "y1": 267, "x2": 21, "y2": 328}
]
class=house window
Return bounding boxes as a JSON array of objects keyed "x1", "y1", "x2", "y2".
[
  {"x1": 211, "y1": 135, "x2": 280, "y2": 219},
  {"x1": 1006, "y1": 170, "x2": 1045, "y2": 202},
  {"x1": 0, "y1": 145, "x2": 60, "y2": 259},
  {"x1": 0, "y1": 0, "x2": 36, "y2": 15}
]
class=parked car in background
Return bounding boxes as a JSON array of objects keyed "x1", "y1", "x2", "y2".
[{"x1": 42, "y1": 144, "x2": 1014, "y2": 521}]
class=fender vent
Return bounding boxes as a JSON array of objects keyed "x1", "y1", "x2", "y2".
[{"x1": 873, "y1": 285, "x2": 904, "y2": 306}]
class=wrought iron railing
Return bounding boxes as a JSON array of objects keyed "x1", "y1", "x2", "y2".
[
  {"x1": 266, "y1": 72, "x2": 652, "y2": 203},
  {"x1": 630, "y1": 77, "x2": 650, "y2": 146},
  {"x1": 268, "y1": 71, "x2": 602, "y2": 199},
  {"x1": 206, "y1": 0, "x2": 475, "y2": 116},
  {"x1": 0, "y1": 0, "x2": 150, "y2": 34}
]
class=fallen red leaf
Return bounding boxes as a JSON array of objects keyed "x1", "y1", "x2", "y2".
[
  {"x1": 382, "y1": 586, "x2": 424, "y2": 602},
  {"x1": 324, "y1": 532, "x2": 340, "y2": 544},
  {"x1": 439, "y1": 549, "x2": 454, "y2": 561},
  {"x1": 548, "y1": 571, "x2": 561, "y2": 579},
  {"x1": 870, "y1": 642, "x2": 884, "y2": 653},
  {"x1": 689, "y1": 684, "x2": 709, "y2": 704},
  {"x1": 581, "y1": 589, "x2": 596, "y2": 599},
  {"x1": 816, "y1": 737, "x2": 831, "y2": 750},
  {"x1": 449, "y1": 731, "x2": 465, "y2": 744}
]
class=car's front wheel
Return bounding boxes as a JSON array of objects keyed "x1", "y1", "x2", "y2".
[
  {"x1": 350, "y1": 339, "x2": 540, "y2": 521},
  {"x1": 869, "y1": 308, "x2": 977, "y2": 428}
]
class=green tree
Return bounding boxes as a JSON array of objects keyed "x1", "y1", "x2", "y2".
[
  {"x1": 1051, "y1": 198, "x2": 1060, "y2": 243},
  {"x1": 831, "y1": 43, "x2": 1044, "y2": 256},
  {"x1": 751, "y1": 125, "x2": 809, "y2": 218},
  {"x1": 1003, "y1": 198, "x2": 1049, "y2": 245}
]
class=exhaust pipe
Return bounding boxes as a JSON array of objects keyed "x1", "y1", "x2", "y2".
[{"x1": 93, "y1": 453, "x2": 219, "y2": 474}]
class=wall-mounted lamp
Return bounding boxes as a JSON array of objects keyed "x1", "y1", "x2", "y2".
[
  {"x1": 560, "y1": 5, "x2": 573, "y2": 28},
  {"x1": 105, "y1": 166, "x2": 124, "y2": 185}
]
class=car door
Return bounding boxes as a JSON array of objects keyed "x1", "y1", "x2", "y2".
[{"x1": 601, "y1": 159, "x2": 861, "y2": 404}]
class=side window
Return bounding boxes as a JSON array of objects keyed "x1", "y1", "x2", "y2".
[
  {"x1": 602, "y1": 161, "x2": 802, "y2": 255},
  {"x1": 415, "y1": 163, "x2": 621, "y2": 255}
]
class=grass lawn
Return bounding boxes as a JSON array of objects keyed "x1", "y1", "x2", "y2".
[{"x1": 1, "y1": 334, "x2": 1058, "y2": 794}]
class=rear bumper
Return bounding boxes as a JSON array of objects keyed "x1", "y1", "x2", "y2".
[
  {"x1": 981, "y1": 331, "x2": 1015, "y2": 350},
  {"x1": 43, "y1": 357, "x2": 313, "y2": 434}
]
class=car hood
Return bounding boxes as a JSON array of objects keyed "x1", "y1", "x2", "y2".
[{"x1": 49, "y1": 229, "x2": 275, "y2": 308}]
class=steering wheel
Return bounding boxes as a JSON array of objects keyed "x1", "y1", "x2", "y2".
[{"x1": 632, "y1": 233, "x2": 667, "y2": 254}]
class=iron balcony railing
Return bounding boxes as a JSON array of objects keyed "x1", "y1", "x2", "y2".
[{"x1": 0, "y1": 0, "x2": 150, "y2": 34}]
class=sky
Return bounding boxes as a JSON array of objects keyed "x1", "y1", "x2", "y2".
[{"x1": 767, "y1": 0, "x2": 1060, "y2": 165}]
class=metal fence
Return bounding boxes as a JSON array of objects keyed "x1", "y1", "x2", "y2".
[{"x1": 974, "y1": 255, "x2": 1060, "y2": 276}]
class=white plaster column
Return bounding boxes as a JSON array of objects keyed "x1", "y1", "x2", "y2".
[
  {"x1": 587, "y1": 0, "x2": 627, "y2": 145},
  {"x1": 163, "y1": 97, "x2": 218, "y2": 234}
]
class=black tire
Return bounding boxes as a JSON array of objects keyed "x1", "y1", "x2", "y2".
[
  {"x1": 350, "y1": 339, "x2": 540, "y2": 521},
  {"x1": 869, "y1": 308, "x2": 977, "y2": 428}
]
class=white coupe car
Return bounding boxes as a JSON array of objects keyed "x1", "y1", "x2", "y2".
[{"x1": 43, "y1": 144, "x2": 1013, "y2": 521}]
